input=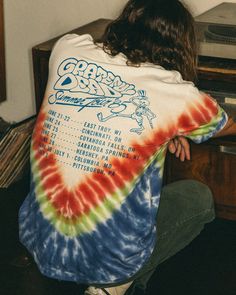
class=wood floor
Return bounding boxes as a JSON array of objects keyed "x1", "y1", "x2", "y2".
[{"x1": 1, "y1": 176, "x2": 236, "y2": 295}]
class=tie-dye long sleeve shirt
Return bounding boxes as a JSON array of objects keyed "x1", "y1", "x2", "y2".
[{"x1": 19, "y1": 34, "x2": 227, "y2": 284}]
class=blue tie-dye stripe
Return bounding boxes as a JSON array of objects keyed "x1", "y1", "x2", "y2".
[
  {"x1": 19, "y1": 161, "x2": 163, "y2": 284},
  {"x1": 187, "y1": 108, "x2": 228, "y2": 144}
]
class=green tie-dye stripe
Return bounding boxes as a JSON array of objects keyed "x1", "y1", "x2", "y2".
[
  {"x1": 187, "y1": 107, "x2": 225, "y2": 139},
  {"x1": 31, "y1": 145, "x2": 166, "y2": 237}
]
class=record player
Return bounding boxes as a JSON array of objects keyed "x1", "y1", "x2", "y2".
[
  {"x1": 195, "y1": 2, "x2": 236, "y2": 60},
  {"x1": 195, "y1": 2, "x2": 236, "y2": 120}
]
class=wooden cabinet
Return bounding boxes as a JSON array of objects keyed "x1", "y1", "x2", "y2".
[
  {"x1": 166, "y1": 138, "x2": 236, "y2": 220},
  {"x1": 166, "y1": 53, "x2": 236, "y2": 220},
  {"x1": 32, "y1": 19, "x2": 236, "y2": 220},
  {"x1": 167, "y1": 55, "x2": 236, "y2": 220}
]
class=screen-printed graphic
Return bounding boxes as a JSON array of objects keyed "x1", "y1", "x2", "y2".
[{"x1": 36, "y1": 58, "x2": 158, "y2": 180}]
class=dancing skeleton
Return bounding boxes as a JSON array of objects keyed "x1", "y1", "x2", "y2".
[{"x1": 97, "y1": 90, "x2": 156, "y2": 135}]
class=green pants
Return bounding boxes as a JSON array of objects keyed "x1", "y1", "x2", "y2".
[
  {"x1": 93, "y1": 180, "x2": 215, "y2": 293},
  {"x1": 126, "y1": 179, "x2": 215, "y2": 294}
]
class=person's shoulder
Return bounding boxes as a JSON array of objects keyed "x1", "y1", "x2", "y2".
[
  {"x1": 48, "y1": 33, "x2": 95, "y2": 67},
  {"x1": 169, "y1": 70, "x2": 201, "y2": 98},
  {"x1": 52, "y1": 33, "x2": 94, "y2": 52},
  {"x1": 158, "y1": 68, "x2": 200, "y2": 96},
  {"x1": 174, "y1": 76, "x2": 218, "y2": 109}
]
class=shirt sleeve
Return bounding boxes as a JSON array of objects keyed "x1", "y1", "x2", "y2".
[{"x1": 177, "y1": 89, "x2": 228, "y2": 144}]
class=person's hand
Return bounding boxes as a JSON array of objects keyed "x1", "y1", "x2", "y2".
[{"x1": 168, "y1": 136, "x2": 190, "y2": 162}]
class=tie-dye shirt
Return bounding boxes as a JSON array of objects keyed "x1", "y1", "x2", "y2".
[{"x1": 19, "y1": 34, "x2": 227, "y2": 284}]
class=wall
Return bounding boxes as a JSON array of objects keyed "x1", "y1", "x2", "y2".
[
  {"x1": 183, "y1": 0, "x2": 223, "y2": 15},
  {"x1": 0, "y1": 0, "x2": 236, "y2": 122},
  {"x1": 0, "y1": 0, "x2": 127, "y2": 122}
]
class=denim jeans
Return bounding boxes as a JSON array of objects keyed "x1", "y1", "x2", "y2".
[{"x1": 126, "y1": 179, "x2": 215, "y2": 294}]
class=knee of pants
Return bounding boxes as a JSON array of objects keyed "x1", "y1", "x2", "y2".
[
  {"x1": 158, "y1": 179, "x2": 215, "y2": 227},
  {"x1": 180, "y1": 179, "x2": 214, "y2": 210}
]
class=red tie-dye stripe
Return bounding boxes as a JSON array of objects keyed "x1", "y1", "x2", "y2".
[
  {"x1": 203, "y1": 95, "x2": 218, "y2": 115},
  {"x1": 178, "y1": 94, "x2": 219, "y2": 133},
  {"x1": 32, "y1": 111, "x2": 173, "y2": 221}
]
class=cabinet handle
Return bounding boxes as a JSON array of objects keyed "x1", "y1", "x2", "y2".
[{"x1": 219, "y1": 145, "x2": 236, "y2": 155}]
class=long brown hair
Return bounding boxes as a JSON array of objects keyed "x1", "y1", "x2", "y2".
[{"x1": 102, "y1": 0, "x2": 197, "y2": 82}]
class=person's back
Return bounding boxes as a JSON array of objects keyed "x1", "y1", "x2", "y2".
[{"x1": 19, "y1": 1, "x2": 236, "y2": 294}]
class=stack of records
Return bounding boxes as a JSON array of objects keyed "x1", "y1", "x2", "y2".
[{"x1": 0, "y1": 116, "x2": 36, "y2": 188}]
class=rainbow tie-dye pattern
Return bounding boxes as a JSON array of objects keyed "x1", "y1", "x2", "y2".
[{"x1": 19, "y1": 34, "x2": 227, "y2": 285}]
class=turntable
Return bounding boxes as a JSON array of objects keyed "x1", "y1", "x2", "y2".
[
  {"x1": 195, "y1": 2, "x2": 236, "y2": 59},
  {"x1": 195, "y1": 3, "x2": 236, "y2": 119}
]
